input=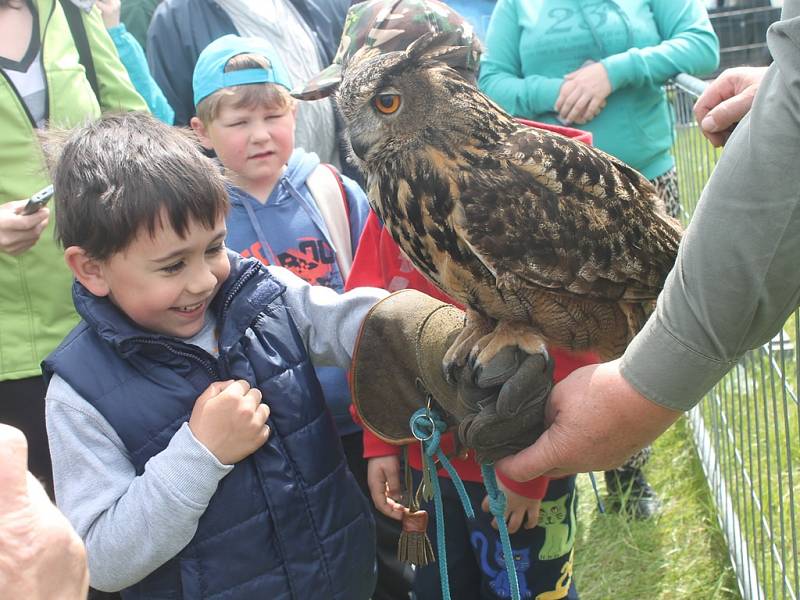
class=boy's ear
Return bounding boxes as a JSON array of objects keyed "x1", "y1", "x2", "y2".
[
  {"x1": 190, "y1": 117, "x2": 213, "y2": 150},
  {"x1": 64, "y1": 246, "x2": 111, "y2": 297}
]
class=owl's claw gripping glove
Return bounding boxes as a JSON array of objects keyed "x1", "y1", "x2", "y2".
[{"x1": 350, "y1": 290, "x2": 555, "y2": 463}]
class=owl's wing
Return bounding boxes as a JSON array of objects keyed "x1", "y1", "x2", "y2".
[{"x1": 456, "y1": 126, "x2": 681, "y2": 303}]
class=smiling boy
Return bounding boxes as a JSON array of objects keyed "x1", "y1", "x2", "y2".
[{"x1": 42, "y1": 112, "x2": 380, "y2": 598}]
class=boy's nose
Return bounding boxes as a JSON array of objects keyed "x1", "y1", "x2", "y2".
[
  {"x1": 187, "y1": 263, "x2": 219, "y2": 296},
  {"x1": 251, "y1": 122, "x2": 272, "y2": 141}
]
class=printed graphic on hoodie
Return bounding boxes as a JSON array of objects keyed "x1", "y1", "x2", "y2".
[
  {"x1": 238, "y1": 237, "x2": 338, "y2": 287},
  {"x1": 224, "y1": 150, "x2": 352, "y2": 291}
]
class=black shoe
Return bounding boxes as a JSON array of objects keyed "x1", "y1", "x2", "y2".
[{"x1": 604, "y1": 467, "x2": 661, "y2": 520}]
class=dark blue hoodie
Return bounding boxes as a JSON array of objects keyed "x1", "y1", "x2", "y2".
[{"x1": 225, "y1": 148, "x2": 370, "y2": 436}]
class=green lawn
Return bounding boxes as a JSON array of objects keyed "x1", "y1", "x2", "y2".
[{"x1": 573, "y1": 419, "x2": 740, "y2": 599}]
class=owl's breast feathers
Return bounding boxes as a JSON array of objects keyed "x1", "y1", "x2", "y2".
[{"x1": 368, "y1": 122, "x2": 681, "y2": 315}]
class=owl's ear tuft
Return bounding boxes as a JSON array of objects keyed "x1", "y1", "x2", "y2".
[{"x1": 405, "y1": 31, "x2": 472, "y2": 70}]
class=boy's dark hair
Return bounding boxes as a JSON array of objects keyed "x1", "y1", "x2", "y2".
[
  {"x1": 51, "y1": 112, "x2": 229, "y2": 259},
  {"x1": 195, "y1": 53, "x2": 294, "y2": 125}
]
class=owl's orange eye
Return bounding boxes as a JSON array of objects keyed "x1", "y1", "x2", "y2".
[{"x1": 373, "y1": 94, "x2": 401, "y2": 114}]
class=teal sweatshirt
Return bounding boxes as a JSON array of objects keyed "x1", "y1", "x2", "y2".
[{"x1": 479, "y1": 0, "x2": 719, "y2": 179}]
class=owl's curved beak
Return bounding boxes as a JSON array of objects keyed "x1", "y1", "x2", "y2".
[{"x1": 349, "y1": 137, "x2": 369, "y2": 161}]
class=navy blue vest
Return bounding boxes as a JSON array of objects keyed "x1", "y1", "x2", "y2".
[{"x1": 43, "y1": 253, "x2": 376, "y2": 599}]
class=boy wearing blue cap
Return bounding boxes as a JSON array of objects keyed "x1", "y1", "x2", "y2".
[{"x1": 190, "y1": 36, "x2": 373, "y2": 467}]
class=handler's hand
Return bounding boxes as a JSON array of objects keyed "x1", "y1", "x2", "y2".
[
  {"x1": 481, "y1": 479, "x2": 540, "y2": 534},
  {"x1": 694, "y1": 66, "x2": 767, "y2": 147},
  {"x1": 0, "y1": 424, "x2": 89, "y2": 600},
  {"x1": 0, "y1": 201, "x2": 49, "y2": 255},
  {"x1": 496, "y1": 360, "x2": 681, "y2": 481},
  {"x1": 367, "y1": 456, "x2": 406, "y2": 521}
]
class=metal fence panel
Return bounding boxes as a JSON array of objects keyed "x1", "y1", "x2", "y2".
[
  {"x1": 708, "y1": 5, "x2": 782, "y2": 75},
  {"x1": 668, "y1": 73, "x2": 800, "y2": 600}
]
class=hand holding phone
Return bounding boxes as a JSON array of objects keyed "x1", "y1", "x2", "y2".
[
  {"x1": 1, "y1": 192, "x2": 51, "y2": 256},
  {"x1": 16, "y1": 185, "x2": 54, "y2": 216}
]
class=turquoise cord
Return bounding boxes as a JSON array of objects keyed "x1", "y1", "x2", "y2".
[
  {"x1": 409, "y1": 408, "x2": 520, "y2": 600},
  {"x1": 481, "y1": 464, "x2": 521, "y2": 600}
]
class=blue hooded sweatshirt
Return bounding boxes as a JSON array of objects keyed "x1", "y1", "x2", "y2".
[{"x1": 225, "y1": 148, "x2": 370, "y2": 436}]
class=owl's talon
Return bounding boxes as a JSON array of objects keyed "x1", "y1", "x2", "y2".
[
  {"x1": 466, "y1": 351, "x2": 478, "y2": 381},
  {"x1": 442, "y1": 311, "x2": 494, "y2": 385},
  {"x1": 443, "y1": 357, "x2": 462, "y2": 385}
]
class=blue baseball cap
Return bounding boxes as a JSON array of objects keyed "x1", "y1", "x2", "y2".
[{"x1": 192, "y1": 35, "x2": 293, "y2": 107}]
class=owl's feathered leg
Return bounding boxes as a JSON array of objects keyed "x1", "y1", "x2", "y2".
[{"x1": 442, "y1": 309, "x2": 495, "y2": 384}]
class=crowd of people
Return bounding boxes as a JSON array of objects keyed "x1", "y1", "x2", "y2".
[{"x1": 3, "y1": 0, "x2": 797, "y2": 598}]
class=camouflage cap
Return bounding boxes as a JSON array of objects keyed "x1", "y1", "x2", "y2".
[{"x1": 291, "y1": 0, "x2": 481, "y2": 101}]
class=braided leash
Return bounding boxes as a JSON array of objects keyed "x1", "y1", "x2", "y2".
[
  {"x1": 481, "y1": 464, "x2": 521, "y2": 600},
  {"x1": 409, "y1": 407, "x2": 521, "y2": 600}
]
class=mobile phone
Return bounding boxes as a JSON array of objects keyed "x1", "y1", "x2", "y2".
[{"x1": 16, "y1": 184, "x2": 54, "y2": 216}]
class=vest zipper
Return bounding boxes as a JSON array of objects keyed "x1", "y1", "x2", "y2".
[
  {"x1": 129, "y1": 338, "x2": 219, "y2": 379},
  {"x1": 220, "y1": 261, "x2": 261, "y2": 321}
]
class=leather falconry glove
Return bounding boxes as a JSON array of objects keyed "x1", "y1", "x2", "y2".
[{"x1": 350, "y1": 290, "x2": 554, "y2": 463}]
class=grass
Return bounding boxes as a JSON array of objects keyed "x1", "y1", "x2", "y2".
[
  {"x1": 573, "y1": 418, "x2": 741, "y2": 599},
  {"x1": 699, "y1": 344, "x2": 800, "y2": 600}
]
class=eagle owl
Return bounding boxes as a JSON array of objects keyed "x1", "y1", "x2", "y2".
[{"x1": 336, "y1": 34, "x2": 682, "y2": 375}]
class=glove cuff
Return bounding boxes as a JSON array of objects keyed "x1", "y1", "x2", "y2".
[{"x1": 350, "y1": 290, "x2": 465, "y2": 445}]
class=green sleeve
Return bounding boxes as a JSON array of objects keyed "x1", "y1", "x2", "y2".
[
  {"x1": 601, "y1": 0, "x2": 719, "y2": 91},
  {"x1": 119, "y1": 0, "x2": 159, "y2": 50},
  {"x1": 620, "y1": 9, "x2": 800, "y2": 411},
  {"x1": 478, "y1": 0, "x2": 562, "y2": 118},
  {"x1": 82, "y1": 5, "x2": 148, "y2": 112}
]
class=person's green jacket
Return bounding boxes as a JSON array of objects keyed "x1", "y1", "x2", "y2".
[
  {"x1": 0, "y1": 0, "x2": 146, "y2": 381},
  {"x1": 120, "y1": 0, "x2": 160, "y2": 50}
]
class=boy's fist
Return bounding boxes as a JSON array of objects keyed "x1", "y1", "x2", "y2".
[{"x1": 189, "y1": 380, "x2": 271, "y2": 465}]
